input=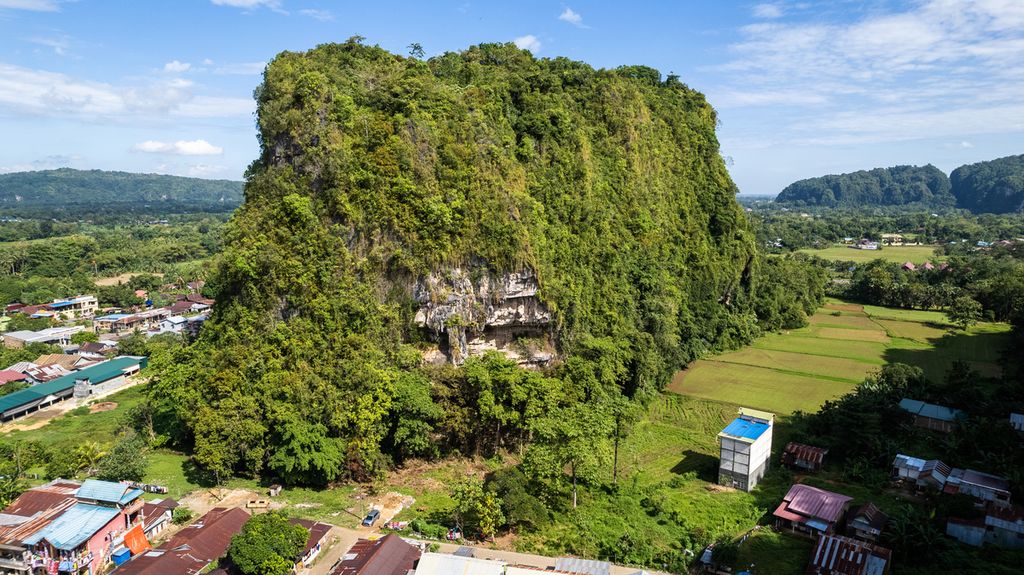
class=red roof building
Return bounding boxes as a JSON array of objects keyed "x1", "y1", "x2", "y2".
[
  {"x1": 774, "y1": 484, "x2": 853, "y2": 536},
  {"x1": 782, "y1": 442, "x2": 829, "y2": 472},
  {"x1": 113, "y1": 507, "x2": 250, "y2": 575},
  {"x1": 330, "y1": 533, "x2": 421, "y2": 575},
  {"x1": 290, "y1": 518, "x2": 333, "y2": 569},
  {"x1": 0, "y1": 370, "x2": 26, "y2": 385}
]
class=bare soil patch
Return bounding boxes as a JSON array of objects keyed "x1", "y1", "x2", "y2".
[
  {"x1": 89, "y1": 402, "x2": 117, "y2": 413},
  {"x1": 824, "y1": 303, "x2": 865, "y2": 313}
]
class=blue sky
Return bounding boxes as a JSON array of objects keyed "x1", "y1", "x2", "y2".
[{"x1": 1, "y1": 0, "x2": 1022, "y2": 195}]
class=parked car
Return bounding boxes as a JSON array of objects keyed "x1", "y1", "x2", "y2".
[{"x1": 362, "y1": 508, "x2": 381, "y2": 527}]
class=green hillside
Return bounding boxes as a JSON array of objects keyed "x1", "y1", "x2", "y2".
[
  {"x1": 950, "y1": 154, "x2": 1024, "y2": 214},
  {"x1": 0, "y1": 168, "x2": 243, "y2": 210},
  {"x1": 775, "y1": 164, "x2": 954, "y2": 209}
]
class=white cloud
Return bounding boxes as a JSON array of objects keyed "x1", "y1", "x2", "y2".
[
  {"x1": 558, "y1": 7, "x2": 586, "y2": 28},
  {"x1": 133, "y1": 139, "x2": 224, "y2": 156},
  {"x1": 752, "y1": 3, "x2": 783, "y2": 19},
  {"x1": 0, "y1": 0, "x2": 59, "y2": 11},
  {"x1": 211, "y1": 61, "x2": 265, "y2": 75},
  {"x1": 186, "y1": 163, "x2": 229, "y2": 178},
  {"x1": 28, "y1": 36, "x2": 70, "y2": 56},
  {"x1": 210, "y1": 0, "x2": 285, "y2": 13},
  {"x1": 299, "y1": 8, "x2": 333, "y2": 21},
  {"x1": 0, "y1": 154, "x2": 75, "y2": 174},
  {"x1": 163, "y1": 60, "x2": 191, "y2": 73},
  {"x1": 960, "y1": 141, "x2": 975, "y2": 148},
  {"x1": 513, "y1": 35, "x2": 541, "y2": 53},
  {"x1": 0, "y1": 62, "x2": 254, "y2": 120},
  {"x1": 712, "y1": 0, "x2": 1024, "y2": 146}
]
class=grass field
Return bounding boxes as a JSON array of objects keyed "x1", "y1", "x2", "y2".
[
  {"x1": 670, "y1": 301, "x2": 1011, "y2": 414},
  {"x1": 797, "y1": 244, "x2": 944, "y2": 264}
]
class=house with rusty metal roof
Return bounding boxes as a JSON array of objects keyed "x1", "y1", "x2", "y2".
[
  {"x1": 845, "y1": 503, "x2": 888, "y2": 543},
  {"x1": 113, "y1": 507, "x2": 250, "y2": 575},
  {"x1": 806, "y1": 533, "x2": 891, "y2": 575},
  {"x1": 782, "y1": 442, "x2": 829, "y2": 473},
  {"x1": 289, "y1": 518, "x2": 332, "y2": 569},
  {"x1": 947, "y1": 504, "x2": 1024, "y2": 549},
  {"x1": 330, "y1": 533, "x2": 421, "y2": 575},
  {"x1": 774, "y1": 484, "x2": 853, "y2": 536},
  {"x1": 0, "y1": 479, "x2": 81, "y2": 571}
]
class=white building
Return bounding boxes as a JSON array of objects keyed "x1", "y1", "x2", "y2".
[{"x1": 718, "y1": 407, "x2": 774, "y2": 492}]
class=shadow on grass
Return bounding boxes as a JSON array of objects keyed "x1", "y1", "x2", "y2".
[
  {"x1": 181, "y1": 458, "x2": 218, "y2": 489},
  {"x1": 671, "y1": 450, "x2": 718, "y2": 482},
  {"x1": 883, "y1": 328, "x2": 1010, "y2": 382}
]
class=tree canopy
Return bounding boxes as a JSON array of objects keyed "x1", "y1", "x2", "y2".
[
  {"x1": 776, "y1": 165, "x2": 954, "y2": 209},
  {"x1": 950, "y1": 154, "x2": 1024, "y2": 214}
]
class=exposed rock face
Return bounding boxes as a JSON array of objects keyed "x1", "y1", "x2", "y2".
[{"x1": 413, "y1": 266, "x2": 554, "y2": 366}]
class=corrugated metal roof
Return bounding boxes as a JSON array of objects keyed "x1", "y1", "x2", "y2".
[
  {"x1": 898, "y1": 398, "x2": 964, "y2": 422},
  {"x1": 24, "y1": 503, "x2": 119, "y2": 550},
  {"x1": 781, "y1": 484, "x2": 852, "y2": 523},
  {"x1": 1011, "y1": 413, "x2": 1024, "y2": 431},
  {"x1": 554, "y1": 557, "x2": 611, "y2": 575},
  {"x1": 414, "y1": 553, "x2": 505, "y2": 575},
  {"x1": 892, "y1": 453, "x2": 925, "y2": 470},
  {"x1": 719, "y1": 417, "x2": 770, "y2": 441},
  {"x1": 783, "y1": 442, "x2": 828, "y2": 465},
  {"x1": 809, "y1": 534, "x2": 890, "y2": 575},
  {"x1": 76, "y1": 479, "x2": 142, "y2": 505},
  {"x1": 0, "y1": 356, "x2": 144, "y2": 415}
]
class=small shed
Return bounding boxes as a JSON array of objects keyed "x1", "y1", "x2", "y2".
[
  {"x1": 781, "y1": 442, "x2": 828, "y2": 472},
  {"x1": 846, "y1": 502, "x2": 889, "y2": 542},
  {"x1": 268, "y1": 484, "x2": 283, "y2": 497},
  {"x1": 901, "y1": 261, "x2": 916, "y2": 271}
]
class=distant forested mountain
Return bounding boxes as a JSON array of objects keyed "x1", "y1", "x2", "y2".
[
  {"x1": 0, "y1": 168, "x2": 243, "y2": 211},
  {"x1": 950, "y1": 154, "x2": 1024, "y2": 214},
  {"x1": 775, "y1": 165, "x2": 954, "y2": 209}
]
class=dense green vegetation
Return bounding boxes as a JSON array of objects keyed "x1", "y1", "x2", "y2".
[
  {"x1": 0, "y1": 214, "x2": 225, "y2": 305},
  {"x1": 149, "y1": 40, "x2": 824, "y2": 489},
  {"x1": 775, "y1": 165, "x2": 954, "y2": 209},
  {"x1": 228, "y1": 512, "x2": 308, "y2": 575},
  {"x1": 950, "y1": 154, "x2": 1024, "y2": 214},
  {"x1": 0, "y1": 168, "x2": 242, "y2": 215},
  {"x1": 754, "y1": 209, "x2": 1024, "y2": 252}
]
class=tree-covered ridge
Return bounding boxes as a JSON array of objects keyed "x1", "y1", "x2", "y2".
[
  {"x1": 951, "y1": 154, "x2": 1024, "y2": 214},
  {"x1": 776, "y1": 165, "x2": 954, "y2": 208},
  {"x1": 150, "y1": 41, "x2": 821, "y2": 485},
  {"x1": 0, "y1": 168, "x2": 243, "y2": 209}
]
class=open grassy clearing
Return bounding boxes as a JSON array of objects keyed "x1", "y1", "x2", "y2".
[
  {"x1": 807, "y1": 311, "x2": 880, "y2": 330},
  {"x1": 669, "y1": 361, "x2": 857, "y2": 415},
  {"x1": 710, "y1": 348, "x2": 877, "y2": 382},
  {"x1": 797, "y1": 244, "x2": 943, "y2": 264},
  {"x1": 672, "y1": 301, "x2": 1010, "y2": 415}
]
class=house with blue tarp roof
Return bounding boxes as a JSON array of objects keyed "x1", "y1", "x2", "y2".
[
  {"x1": 21, "y1": 479, "x2": 145, "y2": 575},
  {"x1": 718, "y1": 408, "x2": 775, "y2": 492},
  {"x1": 899, "y1": 398, "x2": 965, "y2": 433}
]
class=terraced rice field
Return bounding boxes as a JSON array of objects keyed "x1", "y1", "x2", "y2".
[{"x1": 669, "y1": 301, "x2": 1011, "y2": 414}]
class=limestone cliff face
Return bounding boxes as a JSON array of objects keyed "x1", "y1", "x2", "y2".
[{"x1": 412, "y1": 266, "x2": 554, "y2": 366}]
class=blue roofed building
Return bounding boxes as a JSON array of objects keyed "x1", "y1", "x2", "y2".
[
  {"x1": 20, "y1": 480, "x2": 145, "y2": 575},
  {"x1": 898, "y1": 398, "x2": 965, "y2": 433},
  {"x1": 718, "y1": 408, "x2": 775, "y2": 492}
]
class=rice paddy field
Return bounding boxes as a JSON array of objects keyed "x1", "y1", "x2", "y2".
[
  {"x1": 669, "y1": 300, "x2": 1011, "y2": 414},
  {"x1": 796, "y1": 244, "x2": 944, "y2": 264}
]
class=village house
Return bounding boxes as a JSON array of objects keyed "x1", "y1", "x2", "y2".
[
  {"x1": 20, "y1": 479, "x2": 145, "y2": 575},
  {"x1": 330, "y1": 533, "x2": 422, "y2": 575},
  {"x1": 2, "y1": 326, "x2": 86, "y2": 349},
  {"x1": 806, "y1": 533, "x2": 891, "y2": 575},
  {"x1": 946, "y1": 504, "x2": 1024, "y2": 549},
  {"x1": 782, "y1": 442, "x2": 829, "y2": 473},
  {"x1": 854, "y1": 239, "x2": 879, "y2": 250},
  {"x1": 156, "y1": 315, "x2": 187, "y2": 335},
  {"x1": 901, "y1": 261, "x2": 916, "y2": 271},
  {"x1": 880, "y1": 233, "x2": 903, "y2": 246},
  {"x1": 290, "y1": 518, "x2": 332, "y2": 569},
  {"x1": 898, "y1": 398, "x2": 965, "y2": 433},
  {"x1": 891, "y1": 454, "x2": 951, "y2": 490},
  {"x1": 0, "y1": 370, "x2": 26, "y2": 387},
  {"x1": 21, "y1": 363, "x2": 72, "y2": 384},
  {"x1": 0, "y1": 480, "x2": 81, "y2": 575},
  {"x1": 944, "y1": 468, "x2": 1012, "y2": 507},
  {"x1": 112, "y1": 507, "x2": 249, "y2": 575},
  {"x1": 718, "y1": 408, "x2": 775, "y2": 492},
  {"x1": 43, "y1": 296, "x2": 99, "y2": 320},
  {"x1": 139, "y1": 499, "x2": 178, "y2": 540},
  {"x1": 846, "y1": 503, "x2": 888, "y2": 543},
  {"x1": 773, "y1": 484, "x2": 853, "y2": 536}
]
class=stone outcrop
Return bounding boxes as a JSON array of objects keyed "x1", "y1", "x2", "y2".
[{"x1": 413, "y1": 266, "x2": 553, "y2": 366}]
